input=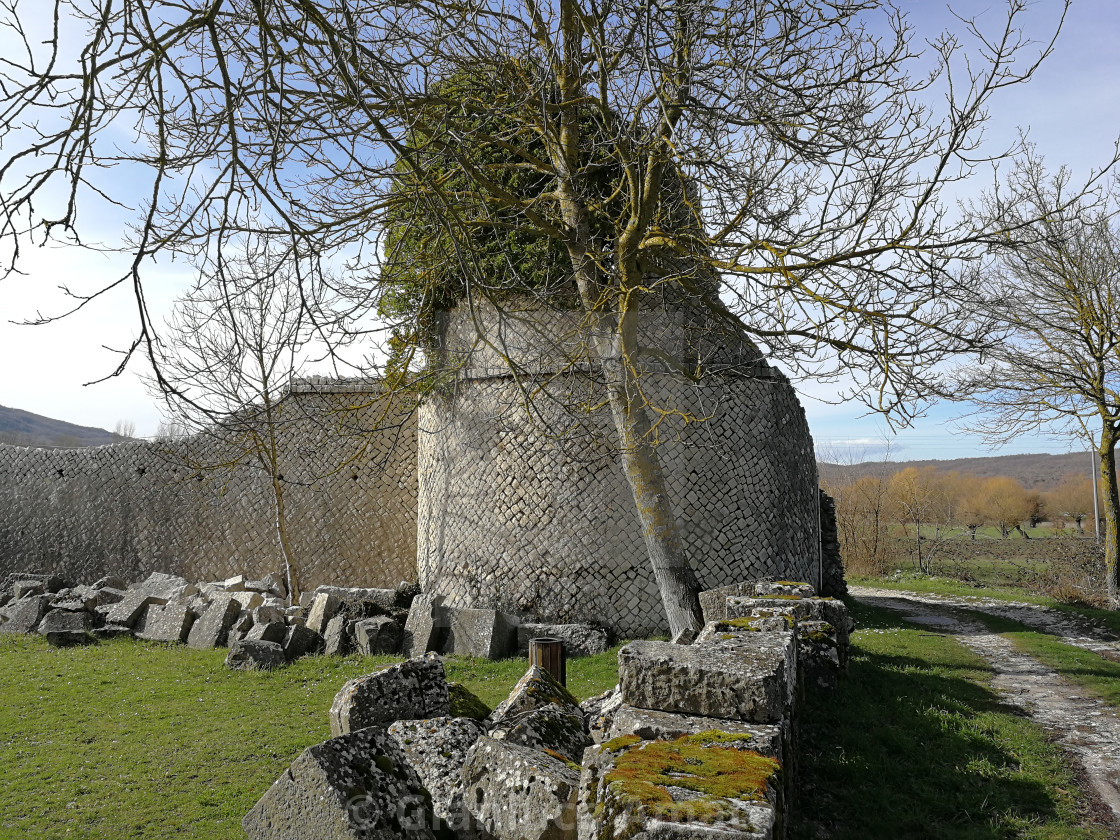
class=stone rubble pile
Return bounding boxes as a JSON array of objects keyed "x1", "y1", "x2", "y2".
[
  {"x1": 0, "y1": 571, "x2": 612, "y2": 667},
  {"x1": 241, "y1": 579, "x2": 853, "y2": 840}
]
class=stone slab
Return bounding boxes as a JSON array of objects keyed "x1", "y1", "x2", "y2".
[
  {"x1": 38, "y1": 609, "x2": 93, "y2": 645},
  {"x1": 106, "y1": 592, "x2": 165, "y2": 629},
  {"x1": 137, "y1": 604, "x2": 195, "y2": 643},
  {"x1": 353, "y1": 616, "x2": 402, "y2": 655},
  {"x1": 618, "y1": 634, "x2": 796, "y2": 724},
  {"x1": 491, "y1": 706, "x2": 590, "y2": 765},
  {"x1": 516, "y1": 622, "x2": 610, "y2": 658},
  {"x1": 323, "y1": 615, "x2": 349, "y2": 656},
  {"x1": 388, "y1": 716, "x2": 485, "y2": 833},
  {"x1": 0, "y1": 595, "x2": 51, "y2": 635},
  {"x1": 329, "y1": 654, "x2": 450, "y2": 737},
  {"x1": 242, "y1": 726, "x2": 439, "y2": 840},
  {"x1": 245, "y1": 622, "x2": 288, "y2": 645},
  {"x1": 603, "y1": 705, "x2": 784, "y2": 759},
  {"x1": 227, "y1": 639, "x2": 287, "y2": 671},
  {"x1": 442, "y1": 607, "x2": 517, "y2": 659},
  {"x1": 305, "y1": 592, "x2": 341, "y2": 635},
  {"x1": 401, "y1": 593, "x2": 444, "y2": 656},
  {"x1": 186, "y1": 594, "x2": 242, "y2": 649},
  {"x1": 282, "y1": 624, "x2": 324, "y2": 661}
]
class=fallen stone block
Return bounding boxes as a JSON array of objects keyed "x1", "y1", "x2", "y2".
[
  {"x1": 131, "y1": 572, "x2": 197, "y2": 602},
  {"x1": 94, "y1": 587, "x2": 127, "y2": 607},
  {"x1": 516, "y1": 622, "x2": 610, "y2": 658},
  {"x1": 462, "y1": 736, "x2": 579, "y2": 840},
  {"x1": 283, "y1": 624, "x2": 324, "y2": 661},
  {"x1": 245, "y1": 622, "x2": 288, "y2": 645},
  {"x1": 38, "y1": 609, "x2": 93, "y2": 645},
  {"x1": 50, "y1": 588, "x2": 98, "y2": 612},
  {"x1": 312, "y1": 585, "x2": 398, "y2": 613},
  {"x1": 305, "y1": 591, "x2": 341, "y2": 635},
  {"x1": 91, "y1": 575, "x2": 128, "y2": 591},
  {"x1": 323, "y1": 615, "x2": 349, "y2": 656},
  {"x1": 578, "y1": 733, "x2": 781, "y2": 840},
  {"x1": 0, "y1": 595, "x2": 52, "y2": 635},
  {"x1": 242, "y1": 726, "x2": 440, "y2": 840},
  {"x1": 244, "y1": 573, "x2": 286, "y2": 599},
  {"x1": 232, "y1": 591, "x2": 265, "y2": 611},
  {"x1": 603, "y1": 705, "x2": 785, "y2": 759},
  {"x1": 401, "y1": 593, "x2": 444, "y2": 656},
  {"x1": 492, "y1": 706, "x2": 590, "y2": 765},
  {"x1": 137, "y1": 604, "x2": 195, "y2": 643},
  {"x1": 226, "y1": 639, "x2": 287, "y2": 671},
  {"x1": 13, "y1": 580, "x2": 45, "y2": 599},
  {"x1": 698, "y1": 581, "x2": 756, "y2": 624},
  {"x1": 442, "y1": 607, "x2": 517, "y2": 659},
  {"x1": 492, "y1": 664, "x2": 583, "y2": 725},
  {"x1": 106, "y1": 592, "x2": 165, "y2": 629},
  {"x1": 220, "y1": 575, "x2": 246, "y2": 592},
  {"x1": 754, "y1": 580, "x2": 816, "y2": 598},
  {"x1": 388, "y1": 716, "x2": 485, "y2": 833},
  {"x1": 253, "y1": 605, "x2": 286, "y2": 626},
  {"x1": 329, "y1": 653, "x2": 449, "y2": 737},
  {"x1": 618, "y1": 633, "x2": 796, "y2": 724},
  {"x1": 187, "y1": 594, "x2": 242, "y2": 649},
  {"x1": 1, "y1": 572, "x2": 66, "y2": 598},
  {"x1": 353, "y1": 616, "x2": 402, "y2": 655},
  {"x1": 582, "y1": 687, "x2": 623, "y2": 744}
]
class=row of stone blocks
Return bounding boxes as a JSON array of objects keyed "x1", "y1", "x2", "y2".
[{"x1": 242, "y1": 580, "x2": 853, "y2": 839}]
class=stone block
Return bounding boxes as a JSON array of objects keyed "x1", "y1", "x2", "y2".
[
  {"x1": 137, "y1": 604, "x2": 195, "y2": 643},
  {"x1": 603, "y1": 705, "x2": 785, "y2": 760},
  {"x1": 131, "y1": 572, "x2": 197, "y2": 602},
  {"x1": 618, "y1": 634, "x2": 796, "y2": 724},
  {"x1": 253, "y1": 605, "x2": 286, "y2": 626},
  {"x1": 401, "y1": 593, "x2": 444, "y2": 656},
  {"x1": 283, "y1": 624, "x2": 324, "y2": 661},
  {"x1": 442, "y1": 607, "x2": 517, "y2": 659},
  {"x1": 0, "y1": 595, "x2": 52, "y2": 634},
  {"x1": 754, "y1": 580, "x2": 816, "y2": 598},
  {"x1": 246, "y1": 622, "x2": 288, "y2": 645},
  {"x1": 798, "y1": 619, "x2": 844, "y2": 689},
  {"x1": 305, "y1": 591, "x2": 341, "y2": 635},
  {"x1": 91, "y1": 575, "x2": 128, "y2": 591},
  {"x1": 187, "y1": 594, "x2": 242, "y2": 649},
  {"x1": 492, "y1": 665, "x2": 583, "y2": 726},
  {"x1": 245, "y1": 573, "x2": 286, "y2": 598},
  {"x1": 13, "y1": 581, "x2": 45, "y2": 599},
  {"x1": 726, "y1": 596, "x2": 852, "y2": 647},
  {"x1": 329, "y1": 654, "x2": 450, "y2": 737},
  {"x1": 38, "y1": 609, "x2": 93, "y2": 645},
  {"x1": 698, "y1": 581, "x2": 755, "y2": 624},
  {"x1": 491, "y1": 706, "x2": 590, "y2": 765},
  {"x1": 232, "y1": 591, "x2": 265, "y2": 611},
  {"x1": 313, "y1": 585, "x2": 397, "y2": 612},
  {"x1": 388, "y1": 716, "x2": 485, "y2": 833},
  {"x1": 577, "y1": 734, "x2": 781, "y2": 840},
  {"x1": 353, "y1": 616, "x2": 403, "y2": 655},
  {"x1": 516, "y1": 622, "x2": 610, "y2": 658},
  {"x1": 461, "y1": 736, "x2": 579, "y2": 840},
  {"x1": 242, "y1": 726, "x2": 439, "y2": 840},
  {"x1": 226, "y1": 640, "x2": 287, "y2": 671},
  {"x1": 94, "y1": 587, "x2": 127, "y2": 607},
  {"x1": 50, "y1": 588, "x2": 98, "y2": 612},
  {"x1": 106, "y1": 592, "x2": 165, "y2": 629},
  {"x1": 323, "y1": 615, "x2": 349, "y2": 656},
  {"x1": 221, "y1": 574, "x2": 246, "y2": 592},
  {"x1": 582, "y1": 687, "x2": 623, "y2": 744}
]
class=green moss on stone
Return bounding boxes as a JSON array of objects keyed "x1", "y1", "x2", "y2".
[
  {"x1": 603, "y1": 734, "x2": 642, "y2": 753},
  {"x1": 448, "y1": 682, "x2": 492, "y2": 721}
]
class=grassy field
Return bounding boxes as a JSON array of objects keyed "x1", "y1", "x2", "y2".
[{"x1": 0, "y1": 636, "x2": 620, "y2": 839}]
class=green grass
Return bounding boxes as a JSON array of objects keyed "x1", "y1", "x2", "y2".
[
  {"x1": 0, "y1": 636, "x2": 620, "y2": 839},
  {"x1": 793, "y1": 601, "x2": 1111, "y2": 840}
]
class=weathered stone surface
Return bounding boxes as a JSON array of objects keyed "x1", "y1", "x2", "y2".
[
  {"x1": 246, "y1": 622, "x2": 288, "y2": 644},
  {"x1": 491, "y1": 706, "x2": 590, "y2": 765},
  {"x1": 442, "y1": 607, "x2": 517, "y2": 659},
  {"x1": 283, "y1": 624, "x2": 324, "y2": 661},
  {"x1": 388, "y1": 716, "x2": 485, "y2": 833},
  {"x1": 754, "y1": 580, "x2": 815, "y2": 598},
  {"x1": 353, "y1": 617, "x2": 402, "y2": 656},
  {"x1": 187, "y1": 594, "x2": 242, "y2": 649},
  {"x1": 245, "y1": 573, "x2": 286, "y2": 598},
  {"x1": 725, "y1": 595, "x2": 852, "y2": 648},
  {"x1": 323, "y1": 615, "x2": 349, "y2": 656},
  {"x1": 492, "y1": 665, "x2": 583, "y2": 725},
  {"x1": 233, "y1": 591, "x2": 265, "y2": 611},
  {"x1": 106, "y1": 592, "x2": 165, "y2": 629},
  {"x1": 13, "y1": 580, "x2": 45, "y2": 599},
  {"x1": 38, "y1": 609, "x2": 93, "y2": 645},
  {"x1": 698, "y1": 582, "x2": 756, "y2": 624},
  {"x1": 516, "y1": 623, "x2": 610, "y2": 658},
  {"x1": 618, "y1": 634, "x2": 796, "y2": 724},
  {"x1": 314, "y1": 585, "x2": 398, "y2": 613},
  {"x1": 242, "y1": 726, "x2": 439, "y2": 840},
  {"x1": 581, "y1": 687, "x2": 622, "y2": 745},
  {"x1": 401, "y1": 594, "x2": 444, "y2": 656},
  {"x1": 221, "y1": 574, "x2": 246, "y2": 592},
  {"x1": 578, "y1": 734, "x2": 780, "y2": 840},
  {"x1": 93, "y1": 587, "x2": 127, "y2": 606},
  {"x1": 329, "y1": 654, "x2": 450, "y2": 737},
  {"x1": 0, "y1": 595, "x2": 51, "y2": 634},
  {"x1": 226, "y1": 639, "x2": 287, "y2": 671},
  {"x1": 1, "y1": 572, "x2": 65, "y2": 597},
  {"x1": 603, "y1": 706, "x2": 784, "y2": 759},
  {"x1": 254, "y1": 605, "x2": 286, "y2": 626},
  {"x1": 91, "y1": 575, "x2": 128, "y2": 591},
  {"x1": 50, "y1": 588, "x2": 98, "y2": 612},
  {"x1": 306, "y1": 592, "x2": 342, "y2": 635},
  {"x1": 797, "y1": 619, "x2": 844, "y2": 689},
  {"x1": 137, "y1": 604, "x2": 195, "y2": 643},
  {"x1": 132, "y1": 572, "x2": 196, "y2": 602},
  {"x1": 462, "y1": 736, "x2": 579, "y2": 840}
]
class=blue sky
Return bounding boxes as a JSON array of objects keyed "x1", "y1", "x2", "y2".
[{"x1": 0, "y1": 0, "x2": 1117, "y2": 458}]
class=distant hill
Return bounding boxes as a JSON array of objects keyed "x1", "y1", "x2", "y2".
[
  {"x1": 818, "y1": 451, "x2": 1093, "y2": 492},
  {"x1": 0, "y1": 404, "x2": 125, "y2": 448}
]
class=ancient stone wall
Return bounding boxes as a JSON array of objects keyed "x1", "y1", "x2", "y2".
[
  {"x1": 0, "y1": 383, "x2": 418, "y2": 590},
  {"x1": 417, "y1": 299, "x2": 822, "y2": 637}
]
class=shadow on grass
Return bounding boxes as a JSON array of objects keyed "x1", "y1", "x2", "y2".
[{"x1": 792, "y1": 602, "x2": 1103, "y2": 840}]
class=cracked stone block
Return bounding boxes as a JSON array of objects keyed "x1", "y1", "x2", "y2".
[
  {"x1": 323, "y1": 615, "x2": 349, "y2": 656},
  {"x1": 253, "y1": 605, "x2": 286, "y2": 626},
  {"x1": 106, "y1": 592, "x2": 165, "y2": 629},
  {"x1": 226, "y1": 640, "x2": 287, "y2": 671},
  {"x1": 516, "y1": 623, "x2": 610, "y2": 658},
  {"x1": 353, "y1": 616, "x2": 403, "y2": 655},
  {"x1": 38, "y1": 609, "x2": 93, "y2": 645},
  {"x1": 246, "y1": 622, "x2": 288, "y2": 645},
  {"x1": 577, "y1": 734, "x2": 781, "y2": 840},
  {"x1": 283, "y1": 624, "x2": 324, "y2": 661},
  {"x1": 306, "y1": 592, "x2": 342, "y2": 635},
  {"x1": 137, "y1": 604, "x2": 196, "y2": 643},
  {"x1": 93, "y1": 587, "x2": 127, "y2": 607},
  {"x1": 187, "y1": 594, "x2": 242, "y2": 650},
  {"x1": 461, "y1": 736, "x2": 579, "y2": 840},
  {"x1": 618, "y1": 633, "x2": 796, "y2": 724},
  {"x1": 0, "y1": 595, "x2": 52, "y2": 634},
  {"x1": 91, "y1": 575, "x2": 128, "y2": 591},
  {"x1": 698, "y1": 582, "x2": 756, "y2": 624},
  {"x1": 387, "y1": 716, "x2": 485, "y2": 833},
  {"x1": 242, "y1": 726, "x2": 439, "y2": 840},
  {"x1": 725, "y1": 596, "x2": 852, "y2": 648},
  {"x1": 401, "y1": 594, "x2": 444, "y2": 656},
  {"x1": 442, "y1": 607, "x2": 517, "y2": 659},
  {"x1": 329, "y1": 654, "x2": 450, "y2": 737}
]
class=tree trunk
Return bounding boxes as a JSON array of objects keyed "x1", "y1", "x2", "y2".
[
  {"x1": 271, "y1": 473, "x2": 302, "y2": 608},
  {"x1": 1098, "y1": 429, "x2": 1119, "y2": 608}
]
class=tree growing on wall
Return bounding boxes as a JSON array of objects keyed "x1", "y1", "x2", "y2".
[
  {"x1": 0, "y1": 0, "x2": 1084, "y2": 634},
  {"x1": 955, "y1": 157, "x2": 1120, "y2": 607}
]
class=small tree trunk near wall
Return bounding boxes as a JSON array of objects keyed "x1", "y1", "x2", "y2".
[{"x1": 1099, "y1": 429, "x2": 1119, "y2": 607}]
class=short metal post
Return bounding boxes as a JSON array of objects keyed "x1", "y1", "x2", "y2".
[{"x1": 528, "y1": 636, "x2": 566, "y2": 685}]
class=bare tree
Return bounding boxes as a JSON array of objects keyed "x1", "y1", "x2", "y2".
[
  {"x1": 955, "y1": 157, "x2": 1120, "y2": 606},
  {"x1": 0, "y1": 0, "x2": 1088, "y2": 633},
  {"x1": 113, "y1": 420, "x2": 137, "y2": 439}
]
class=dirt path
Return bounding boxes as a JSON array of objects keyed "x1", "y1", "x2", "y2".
[{"x1": 849, "y1": 586, "x2": 1120, "y2": 825}]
